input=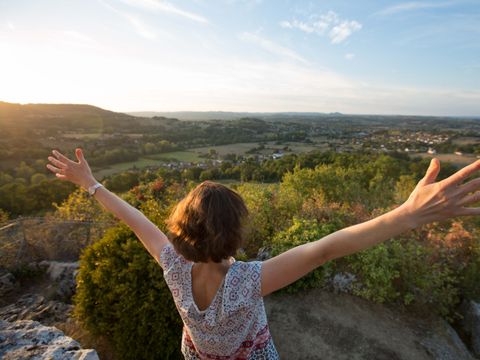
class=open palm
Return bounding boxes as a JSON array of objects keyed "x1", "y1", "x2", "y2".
[
  {"x1": 404, "y1": 158, "x2": 480, "y2": 227},
  {"x1": 46, "y1": 148, "x2": 97, "y2": 190}
]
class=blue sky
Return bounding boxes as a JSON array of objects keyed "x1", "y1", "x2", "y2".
[{"x1": 1, "y1": 0, "x2": 479, "y2": 115}]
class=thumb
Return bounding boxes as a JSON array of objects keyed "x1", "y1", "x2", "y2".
[
  {"x1": 420, "y1": 158, "x2": 440, "y2": 185},
  {"x1": 75, "y1": 148, "x2": 86, "y2": 163}
]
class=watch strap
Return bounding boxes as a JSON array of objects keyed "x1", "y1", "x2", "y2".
[{"x1": 88, "y1": 182, "x2": 103, "y2": 195}]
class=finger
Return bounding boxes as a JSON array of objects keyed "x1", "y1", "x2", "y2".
[
  {"x1": 75, "y1": 148, "x2": 85, "y2": 164},
  {"x1": 48, "y1": 156, "x2": 67, "y2": 169},
  {"x1": 52, "y1": 149, "x2": 74, "y2": 164},
  {"x1": 459, "y1": 178, "x2": 480, "y2": 195},
  {"x1": 441, "y1": 160, "x2": 480, "y2": 188},
  {"x1": 55, "y1": 173, "x2": 67, "y2": 180},
  {"x1": 46, "y1": 164, "x2": 63, "y2": 174},
  {"x1": 459, "y1": 191, "x2": 480, "y2": 207},
  {"x1": 458, "y1": 207, "x2": 480, "y2": 216},
  {"x1": 419, "y1": 158, "x2": 440, "y2": 186}
]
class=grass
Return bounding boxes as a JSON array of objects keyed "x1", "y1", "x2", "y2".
[
  {"x1": 191, "y1": 141, "x2": 324, "y2": 156},
  {"x1": 145, "y1": 151, "x2": 203, "y2": 162},
  {"x1": 93, "y1": 151, "x2": 203, "y2": 179},
  {"x1": 413, "y1": 153, "x2": 479, "y2": 167}
]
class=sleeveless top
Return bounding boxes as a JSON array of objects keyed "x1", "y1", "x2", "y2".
[{"x1": 158, "y1": 243, "x2": 280, "y2": 359}]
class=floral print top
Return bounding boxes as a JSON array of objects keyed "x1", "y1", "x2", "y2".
[{"x1": 158, "y1": 243, "x2": 280, "y2": 359}]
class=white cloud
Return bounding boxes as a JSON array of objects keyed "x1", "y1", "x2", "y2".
[
  {"x1": 329, "y1": 21, "x2": 362, "y2": 44},
  {"x1": 118, "y1": 0, "x2": 209, "y2": 23},
  {"x1": 375, "y1": 1, "x2": 458, "y2": 16},
  {"x1": 281, "y1": 11, "x2": 362, "y2": 44},
  {"x1": 345, "y1": 53, "x2": 355, "y2": 60},
  {"x1": 6, "y1": 21, "x2": 15, "y2": 30},
  {"x1": 239, "y1": 31, "x2": 308, "y2": 64}
]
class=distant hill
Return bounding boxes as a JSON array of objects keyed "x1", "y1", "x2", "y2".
[
  {"x1": 127, "y1": 111, "x2": 342, "y2": 121},
  {"x1": 0, "y1": 102, "x2": 178, "y2": 131}
]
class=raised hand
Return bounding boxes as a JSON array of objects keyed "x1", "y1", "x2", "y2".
[
  {"x1": 403, "y1": 158, "x2": 480, "y2": 227},
  {"x1": 46, "y1": 148, "x2": 98, "y2": 190}
]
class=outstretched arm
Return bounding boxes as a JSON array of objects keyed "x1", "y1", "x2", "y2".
[
  {"x1": 46, "y1": 148, "x2": 169, "y2": 262},
  {"x1": 261, "y1": 158, "x2": 480, "y2": 296}
]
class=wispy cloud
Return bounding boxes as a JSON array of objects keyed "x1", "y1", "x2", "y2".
[
  {"x1": 375, "y1": 1, "x2": 459, "y2": 16},
  {"x1": 6, "y1": 21, "x2": 15, "y2": 30},
  {"x1": 345, "y1": 53, "x2": 355, "y2": 60},
  {"x1": 118, "y1": 0, "x2": 209, "y2": 23},
  {"x1": 226, "y1": 0, "x2": 262, "y2": 7},
  {"x1": 280, "y1": 11, "x2": 362, "y2": 44},
  {"x1": 100, "y1": 1, "x2": 157, "y2": 39},
  {"x1": 238, "y1": 31, "x2": 308, "y2": 64}
]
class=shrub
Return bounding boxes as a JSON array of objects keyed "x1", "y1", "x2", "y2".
[
  {"x1": 347, "y1": 243, "x2": 401, "y2": 303},
  {"x1": 345, "y1": 236, "x2": 461, "y2": 320},
  {"x1": 270, "y1": 217, "x2": 337, "y2": 294},
  {"x1": 73, "y1": 224, "x2": 182, "y2": 360}
]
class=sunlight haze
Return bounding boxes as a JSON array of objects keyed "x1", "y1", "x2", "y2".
[{"x1": 1, "y1": 0, "x2": 479, "y2": 116}]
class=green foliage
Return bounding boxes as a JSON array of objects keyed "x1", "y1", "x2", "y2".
[
  {"x1": 0, "y1": 208, "x2": 9, "y2": 225},
  {"x1": 347, "y1": 243, "x2": 401, "y2": 303},
  {"x1": 73, "y1": 224, "x2": 182, "y2": 360},
  {"x1": 346, "y1": 237, "x2": 461, "y2": 319},
  {"x1": 270, "y1": 218, "x2": 336, "y2": 294},
  {"x1": 236, "y1": 183, "x2": 283, "y2": 257},
  {"x1": 54, "y1": 188, "x2": 111, "y2": 222}
]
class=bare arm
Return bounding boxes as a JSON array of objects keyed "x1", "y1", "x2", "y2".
[
  {"x1": 261, "y1": 158, "x2": 480, "y2": 296},
  {"x1": 47, "y1": 148, "x2": 169, "y2": 262}
]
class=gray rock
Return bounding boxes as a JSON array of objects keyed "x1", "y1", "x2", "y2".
[
  {"x1": 331, "y1": 272, "x2": 357, "y2": 294},
  {"x1": 39, "y1": 261, "x2": 79, "y2": 302},
  {"x1": 256, "y1": 247, "x2": 271, "y2": 261},
  {"x1": 0, "y1": 269, "x2": 17, "y2": 298},
  {"x1": 264, "y1": 288, "x2": 473, "y2": 360},
  {"x1": 0, "y1": 319, "x2": 98, "y2": 360},
  {"x1": 460, "y1": 300, "x2": 480, "y2": 357},
  {"x1": 0, "y1": 293, "x2": 73, "y2": 326}
]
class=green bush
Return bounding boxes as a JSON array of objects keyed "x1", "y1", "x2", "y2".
[
  {"x1": 345, "y1": 237, "x2": 461, "y2": 319},
  {"x1": 347, "y1": 243, "x2": 401, "y2": 303},
  {"x1": 270, "y1": 217, "x2": 336, "y2": 294},
  {"x1": 73, "y1": 224, "x2": 182, "y2": 360}
]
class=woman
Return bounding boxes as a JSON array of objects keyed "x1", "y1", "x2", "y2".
[{"x1": 47, "y1": 148, "x2": 480, "y2": 359}]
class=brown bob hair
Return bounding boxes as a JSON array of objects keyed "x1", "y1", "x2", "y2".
[{"x1": 166, "y1": 181, "x2": 248, "y2": 263}]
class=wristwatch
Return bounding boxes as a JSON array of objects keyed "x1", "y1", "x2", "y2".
[{"x1": 88, "y1": 183, "x2": 103, "y2": 196}]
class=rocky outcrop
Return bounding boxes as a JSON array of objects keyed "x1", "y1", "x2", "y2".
[
  {"x1": 460, "y1": 300, "x2": 480, "y2": 357},
  {"x1": 39, "y1": 260, "x2": 79, "y2": 303},
  {"x1": 0, "y1": 269, "x2": 18, "y2": 300},
  {"x1": 0, "y1": 293, "x2": 73, "y2": 326},
  {"x1": 0, "y1": 319, "x2": 98, "y2": 360},
  {"x1": 264, "y1": 288, "x2": 474, "y2": 360}
]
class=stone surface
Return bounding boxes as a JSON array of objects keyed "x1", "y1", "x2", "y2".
[
  {"x1": 0, "y1": 269, "x2": 18, "y2": 299},
  {"x1": 331, "y1": 272, "x2": 356, "y2": 294},
  {"x1": 0, "y1": 293, "x2": 73, "y2": 326},
  {"x1": 0, "y1": 319, "x2": 98, "y2": 360},
  {"x1": 39, "y1": 260, "x2": 79, "y2": 302},
  {"x1": 264, "y1": 288, "x2": 474, "y2": 360},
  {"x1": 460, "y1": 300, "x2": 480, "y2": 357}
]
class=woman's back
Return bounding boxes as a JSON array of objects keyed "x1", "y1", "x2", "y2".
[{"x1": 159, "y1": 243, "x2": 280, "y2": 359}]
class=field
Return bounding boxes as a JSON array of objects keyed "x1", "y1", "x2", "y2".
[
  {"x1": 412, "y1": 153, "x2": 479, "y2": 167},
  {"x1": 191, "y1": 141, "x2": 325, "y2": 156},
  {"x1": 93, "y1": 151, "x2": 204, "y2": 179},
  {"x1": 91, "y1": 142, "x2": 328, "y2": 179},
  {"x1": 452, "y1": 137, "x2": 480, "y2": 145}
]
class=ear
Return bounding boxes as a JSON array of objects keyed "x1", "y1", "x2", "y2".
[{"x1": 420, "y1": 158, "x2": 440, "y2": 186}]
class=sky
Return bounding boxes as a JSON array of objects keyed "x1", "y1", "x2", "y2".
[{"x1": 1, "y1": 0, "x2": 479, "y2": 116}]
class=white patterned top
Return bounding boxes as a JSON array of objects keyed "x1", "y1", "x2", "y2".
[{"x1": 158, "y1": 243, "x2": 280, "y2": 359}]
